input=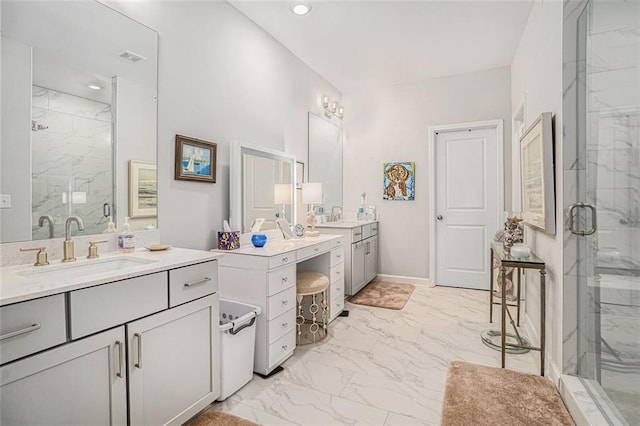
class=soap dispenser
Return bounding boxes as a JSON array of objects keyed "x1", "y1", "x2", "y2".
[
  {"x1": 117, "y1": 217, "x2": 136, "y2": 253},
  {"x1": 103, "y1": 216, "x2": 117, "y2": 233}
]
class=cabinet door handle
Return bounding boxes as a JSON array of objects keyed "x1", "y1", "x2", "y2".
[
  {"x1": 134, "y1": 333, "x2": 142, "y2": 369},
  {"x1": 184, "y1": 277, "x2": 212, "y2": 287},
  {"x1": 337, "y1": 254, "x2": 342, "y2": 258},
  {"x1": 115, "y1": 340, "x2": 124, "y2": 378},
  {"x1": 0, "y1": 323, "x2": 40, "y2": 341}
]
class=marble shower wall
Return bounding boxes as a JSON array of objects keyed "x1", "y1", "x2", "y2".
[
  {"x1": 586, "y1": 0, "x2": 640, "y2": 269},
  {"x1": 31, "y1": 86, "x2": 113, "y2": 239}
]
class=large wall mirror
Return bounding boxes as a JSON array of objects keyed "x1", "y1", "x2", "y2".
[
  {"x1": 230, "y1": 143, "x2": 296, "y2": 233},
  {"x1": 308, "y1": 112, "x2": 343, "y2": 211},
  {"x1": 0, "y1": 1, "x2": 158, "y2": 244}
]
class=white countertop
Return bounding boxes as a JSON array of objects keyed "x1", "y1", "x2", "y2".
[
  {"x1": 214, "y1": 233, "x2": 342, "y2": 257},
  {"x1": 315, "y1": 220, "x2": 377, "y2": 229},
  {"x1": 0, "y1": 247, "x2": 223, "y2": 306}
]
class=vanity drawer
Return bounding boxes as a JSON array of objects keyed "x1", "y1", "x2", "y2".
[
  {"x1": 297, "y1": 241, "x2": 331, "y2": 261},
  {"x1": 330, "y1": 293, "x2": 345, "y2": 318},
  {"x1": 351, "y1": 226, "x2": 364, "y2": 242},
  {"x1": 169, "y1": 260, "x2": 218, "y2": 307},
  {"x1": 267, "y1": 265, "x2": 296, "y2": 297},
  {"x1": 330, "y1": 265, "x2": 344, "y2": 283},
  {"x1": 267, "y1": 286, "x2": 296, "y2": 320},
  {"x1": 330, "y1": 247, "x2": 345, "y2": 267},
  {"x1": 268, "y1": 329, "x2": 295, "y2": 369},
  {"x1": 268, "y1": 252, "x2": 296, "y2": 270},
  {"x1": 330, "y1": 238, "x2": 344, "y2": 249},
  {"x1": 330, "y1": 278, "x2": 345, "y2": 299},
  {"x1": 362, "y1": 224, "x2": 373, "y2": 239},
  {"x1": 371, "y1": 222, "x2": 379, "y2": 236},
  {"x1": 70, "y1": 272, "x2": 168, "y2": 339},
  {"x1": 0, "y1": 294, "x2": 66, "y2": 365},
  {"x1": 267, "y1": 308, "x2": 295, "y2": 343}
]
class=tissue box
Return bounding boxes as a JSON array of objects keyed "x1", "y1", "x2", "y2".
[{"x1": 218, "y1": 231, "x2": 240, "y2": 250}]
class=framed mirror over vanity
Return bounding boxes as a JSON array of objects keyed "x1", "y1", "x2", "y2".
[{"x1": 0, "y1": 0, "x2": 158, "y2": 245}]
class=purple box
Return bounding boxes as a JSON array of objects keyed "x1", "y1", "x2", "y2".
[{"x1": 217, "y1": 231, "x2": 240, "y2": 250}]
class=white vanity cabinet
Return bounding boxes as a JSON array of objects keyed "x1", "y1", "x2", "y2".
[
  {"x1": 317, "y1": 221, "x2": 378, "y2": 296},
  {"x1": 0, "y1": 326, "x2": 127, "y2": 425},
  {"x1": 217, "y1": 234, "x2": 343, "y2": 376},
  {"x1": 0, "y1": 251, "x2": 221, "y2": 426}
]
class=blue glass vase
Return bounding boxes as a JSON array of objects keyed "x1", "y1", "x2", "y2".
[{"x1": 251, "y1": 233, "x2": 267, "y2": 247}]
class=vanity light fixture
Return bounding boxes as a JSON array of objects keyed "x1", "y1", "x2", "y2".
[
  {"x1": 88, "y1": 84, "x2": 102, "y2": 90},
  {"x1": 322, "y1": 95, "x2": 344, "y2": 119},
  {"x1": 290, "y1": 2, "x2": 312, "y2": 16}
]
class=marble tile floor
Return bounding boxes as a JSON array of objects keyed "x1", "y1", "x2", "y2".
[{"x1": 208, "y1": 285, "x2": 540, "y2": 425}]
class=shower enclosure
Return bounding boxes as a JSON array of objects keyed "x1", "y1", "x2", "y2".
[{"x1": 564, "y1": 0, "x2": 640, "y2": 423}]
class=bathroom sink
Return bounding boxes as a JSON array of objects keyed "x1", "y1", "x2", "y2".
[{"x1": 18, "y1": 256, "x2": 157, "y2": 281}]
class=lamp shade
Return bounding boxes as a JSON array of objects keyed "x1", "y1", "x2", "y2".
[
  {"x1": 302, "y1": 182, "x2": 323, "y2": 204},
  {"x1": 274, "y1": 184, "x2": 292, "y2": 204}
]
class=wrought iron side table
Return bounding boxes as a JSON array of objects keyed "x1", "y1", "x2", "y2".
[{"x1": 489, "y1": 242, "x2": 546, "y2": 376}]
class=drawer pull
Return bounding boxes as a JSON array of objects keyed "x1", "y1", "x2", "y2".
[
  {"x1": 184, "y1": 277, "x2": 212, "y2": 287},
  {"x1": 0, "y1": 323, "x2": 41, "y2": 341},
  {"x1": 336, "y1": 271, "x2": 342, "y2": 275},
  {"x1": 282, "y1": 257, "x2": 289, "y2": 263},
  {"x1": 337, "y1": 255, "x2": 342, "y2": 258},
  {"x1": 282, "y1": 322, "x2": 289, "y2": 328},
  {"x1": 115, "y1": 341, "x2": 124, "y2": 378},
  {"x1": 282, "y1": 277, "x2": 288, "y2": 283},
  {"x1": 282, "y1": 344, "x2": 289, "y2": 351},
  {"x1": 282, "y1": 300, "x2": 289, "y2": 307},
  {"x1": 134, "y1": 333, "x2": 142, "y2": 369},
  {"x1": 354, "y1": 232, "x2": 362, "y2": 236},
  {"x1": 314, "y1": 248, "x2": 319, "y2": 252}
]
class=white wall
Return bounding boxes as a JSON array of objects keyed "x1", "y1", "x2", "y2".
[
  {"x1": 510, "y1": 0, "x2": 564, "y2": 381},
  {"x1": 0, "y1": 37, "x2": 32, "y2": 243},
  {"x1": 110, "y1": 1, "x2": 340, "y2": 250},
  {"x1": 343, "y1": 67, "x2": 512, "y2": 278}
]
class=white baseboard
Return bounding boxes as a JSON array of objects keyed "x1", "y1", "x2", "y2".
[
  {"x1": 373, "y1": 274, "x2": 433, "y2": 287},
  {"x1": 521, "y1": 313, "x2": 561, "y2": 385}
]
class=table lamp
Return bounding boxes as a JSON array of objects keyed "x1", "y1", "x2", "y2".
[
  {"x1": 274, "y1": 184, "x2": 292, "y2": 222},
  {"x1": 302, "y1": 182, "x2": 323, "y2": 237}
]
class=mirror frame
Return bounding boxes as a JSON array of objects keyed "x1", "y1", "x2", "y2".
[{"x1": 230, "y1": 142, "x2": 297, "y2": 233}]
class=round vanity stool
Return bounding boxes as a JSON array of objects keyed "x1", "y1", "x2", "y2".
[{"x1": 295, "y1": 271, "x2": 330, "y2": 345}]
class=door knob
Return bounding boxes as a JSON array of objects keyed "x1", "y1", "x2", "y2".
[{"x1": 437, "y1": 215, "x2": 443, "y2": 220}]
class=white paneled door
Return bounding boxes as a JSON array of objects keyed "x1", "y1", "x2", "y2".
[{"x1": 434, "y1": 126, "x2": 501, "y2": 290}]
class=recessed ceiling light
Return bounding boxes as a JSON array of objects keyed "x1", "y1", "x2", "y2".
[
  {"x1": 88, "y1": 84, "x2": 102, "y2": 90},
  {"x1": 290, "y1": 2, "x2": 311, "y2": 16}
]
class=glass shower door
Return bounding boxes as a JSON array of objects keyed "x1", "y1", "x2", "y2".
[{"x1": 574, "y1": 0, "x2": 640, "y2": 423}]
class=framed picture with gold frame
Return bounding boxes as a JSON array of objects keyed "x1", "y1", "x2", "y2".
[
  {"x1": 520, "y1": 112, "x2": 555, "y2": 235},
  {"x1": 129, "y1": 160, "x2": 157, "y2": 218}
]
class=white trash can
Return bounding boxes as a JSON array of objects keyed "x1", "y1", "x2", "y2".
[{"x1": 217, "y1": 298, "x2": 262, "y2": 401}]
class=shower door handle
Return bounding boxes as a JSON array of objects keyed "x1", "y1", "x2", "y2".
[{"x1": 568, "y1": 202, "x2": 597, "y2": 236}]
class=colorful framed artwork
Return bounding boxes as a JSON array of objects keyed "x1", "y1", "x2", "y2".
[
  {"x1": 129, "y1": 160, "x2": 157, "y2": 218},
  {"x1": 175, "y1": 135, "x2": 217, "y2": 183},
  {"x1": 383, "y1": 161, "x2": 415, "y2": 200}
]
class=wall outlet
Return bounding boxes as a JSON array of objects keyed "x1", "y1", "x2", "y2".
[{"x1": 0, "y1": 194, "x2": 11, "y2": 209}]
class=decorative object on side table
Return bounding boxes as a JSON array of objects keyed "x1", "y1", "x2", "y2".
[
  {"x1": 175, "y1": 134, "x2": 217, "y2": 183},
  {"x1": 251, "y1": 234, "x2": 267, "y2": 248},
  {"x1": 502, "y1": 215, "x2": 524, "y2": 255},
  {"x1": 294, "y1": 223, "x2": 306, "y2": 238}
]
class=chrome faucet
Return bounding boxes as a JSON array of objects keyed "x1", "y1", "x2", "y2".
[
  {"x1": 38, "y1": 215, "x2": 55, "y2": 239},
  {"x1": 330, "y1": 206, "x2": 343, "y2": 222},
  {"x1": 62, "y1": 216, "x2": 84, "y2": 262}
]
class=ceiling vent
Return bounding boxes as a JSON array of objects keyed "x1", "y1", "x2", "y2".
[{"x1": 118, "y1": 50, "x2": 146, "y2": 63}]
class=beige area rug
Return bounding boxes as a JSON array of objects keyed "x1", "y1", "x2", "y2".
[
  {"x1": 349, "y1": 281, "x2": 415, "y2": 310},
  {"x1": 188, "y1": 410, "x2": 258, "y2": 426},
  {"x1": 441, "y1": 361, "x2": 575, "y2": 426}
]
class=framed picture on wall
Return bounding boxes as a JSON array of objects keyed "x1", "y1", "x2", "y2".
[
  {"x1": 175, "y1": 135, "x2": 217, "y2": 183},
  {"x1": 296, "y1": 161, "x2": 304, "y2": 189},
  {"x1": 520, "y1": 112, "x2": 555, "y2": 234},
  {"x1": 129, "y1": 160, "x2": 157, "y2": 218}
]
